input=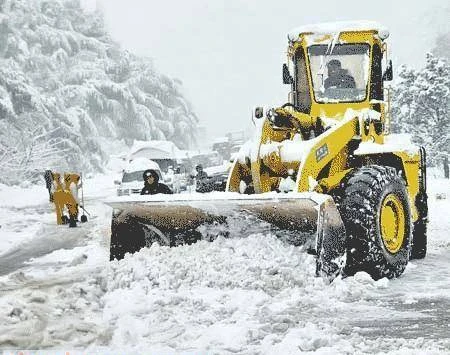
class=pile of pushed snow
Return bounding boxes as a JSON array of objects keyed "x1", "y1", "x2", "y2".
[
  {"x1": 104, "y1": 234, "x2": 410, "y2": 353},
  {"x1": 108, "y1": 234, "x2": 316, "y2": 294},
  {"x1": 0, "y1": 244, "x2": 111, "y2": 349}
]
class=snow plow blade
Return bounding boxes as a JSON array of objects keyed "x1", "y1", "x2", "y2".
[{"x1": 106, "y1": 192, "x2": 346, "y2": 278}]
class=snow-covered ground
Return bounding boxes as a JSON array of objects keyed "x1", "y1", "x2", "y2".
[{"x1": 0, "y1": 174, "x2": 449, "y2": 354}]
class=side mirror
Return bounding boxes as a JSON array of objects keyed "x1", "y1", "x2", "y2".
[
  {"x1": 283, "y1": 63, "x2": 293, "y2": 84},
  {"x1": 254, "y1": 106, "x2": 264, "y2": 119},
  {"x1": 114, "y1": 180, "x2": 121, "y2": 185},
  {"x1": 382, "y1": 59, "x2": 393, "y2": 81}
]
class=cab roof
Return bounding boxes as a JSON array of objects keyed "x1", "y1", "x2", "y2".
[{"x1": 287, "y1": 20, "x2": 389, "y2": 41}]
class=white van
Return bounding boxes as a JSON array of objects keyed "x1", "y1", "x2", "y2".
[{"x1": 116, "y1": 158, "x2": 163, "y2": 196}]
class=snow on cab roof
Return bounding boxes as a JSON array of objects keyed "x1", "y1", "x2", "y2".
[{"x1": 287, "y1": 20, "x2": 389, "y2": 41}]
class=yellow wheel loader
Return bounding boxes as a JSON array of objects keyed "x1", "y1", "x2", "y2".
[{"x1": 107, "y1": 21, "x2": 427, "y2": 281}]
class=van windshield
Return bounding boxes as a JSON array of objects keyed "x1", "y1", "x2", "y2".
[{"x1": 122, "y1": 171, "x2": 145, "y2": 183}]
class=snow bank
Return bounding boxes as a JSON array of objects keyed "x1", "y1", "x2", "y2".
[
  {"x1": 1, "y1": 172, "x2": 450, "y2": 352},
  {"x1": 0, "y1": 183, "x2": 52, "y2": 251},
  {"x1": 427, "y1": 178, "x2": 450, "y2": 251},
  {"x1": 104, "y1": 234, "x2": 420, "y2": 353},
  {"x1": 0, "y1": 183, "x2": 49, "y2": 208}
]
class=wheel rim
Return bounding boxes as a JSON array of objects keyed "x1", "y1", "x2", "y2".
[{"x1": 380, "y1": 194, "x2": 406, "y2": 253}]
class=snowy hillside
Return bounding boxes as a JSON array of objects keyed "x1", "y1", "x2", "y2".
[{"x1": 0, "y1": 0, "x2": 199, "y2": 184}]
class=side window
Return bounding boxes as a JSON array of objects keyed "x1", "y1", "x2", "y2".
[
  {"x1": 370, "y1": 44, "x2": 383, "y2": 101},
  {"x1": 295, "y1": 49, "x2": 311, "y2": 114}
]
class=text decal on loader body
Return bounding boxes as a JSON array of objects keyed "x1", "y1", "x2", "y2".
[{"x1": 316, "y1": 143, "x2": 329, "y2": 162}]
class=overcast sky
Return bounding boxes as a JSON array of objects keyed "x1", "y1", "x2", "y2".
[{"x1": 82, "y1": 0, "x2": 449, "y2": 142}]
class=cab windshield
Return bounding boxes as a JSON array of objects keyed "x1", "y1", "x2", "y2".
[{"x1": 307, "y1": 43, "x2": 370, "y2": 103}]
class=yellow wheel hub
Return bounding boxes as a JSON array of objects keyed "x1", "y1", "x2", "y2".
[{"x1": 380, "y1": 194, "x2": 406, "y2": 253}]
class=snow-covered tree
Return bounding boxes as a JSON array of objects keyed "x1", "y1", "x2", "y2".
[
  {"x1": 433, "y1": 32, "x2": 450, "y2": 60},
  {"x1": 0, "y1": 0, "x2": 199, "y2": 184},
  {"x1": 391, "y1": 53, "x2": 450, "y2": 171}
]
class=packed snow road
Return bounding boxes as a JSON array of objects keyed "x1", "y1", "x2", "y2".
[{"x1": 0, "y1": 176, "x2": 449, "y2": 354}]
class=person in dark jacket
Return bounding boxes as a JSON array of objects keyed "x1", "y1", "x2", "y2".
[
  {"x1": 193, "y1": 164, "x2": 211, "y2": 193},
  {"x1": 140, "y1": 169, "x2": 173, "y2": 195},
  {"x1": 44, "y1": 169, "x2": 53, "y2": 202},
  {"x1": 195, "y1": 164, "x2": 208, "y2": 180},
  {"x1": 324, "y1": 59, "x2": 356, "y2": 89}
]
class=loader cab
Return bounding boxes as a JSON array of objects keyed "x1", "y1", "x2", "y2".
[
  {"x1": 286, "y1": 23, "x2": 390, "y2": 120},
  {"x1": 307, "y1": 43, "x2": 370, "y2": 103}
]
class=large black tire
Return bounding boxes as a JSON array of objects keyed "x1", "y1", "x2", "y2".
[
  {"x1": 338, "y1": 165, "x2": 411, "y2": 280},
  {"x1": 61, "y1": 215, "x2": 69, "y2": 224},
  {"x1": 411, "y1": 146, "x2": 428, "y2": 259},
  {"x1": 68, "y1": 216, "x2": 77, "y2": 228}
]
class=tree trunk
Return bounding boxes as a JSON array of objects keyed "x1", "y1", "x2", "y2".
[{"x1": 444, "y1": 156, "x2": 449, "y2": 179}]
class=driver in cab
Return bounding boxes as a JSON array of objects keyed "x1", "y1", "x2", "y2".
[{"x1": 324, "y1": 59, "x2": 356, "y2": 89}]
